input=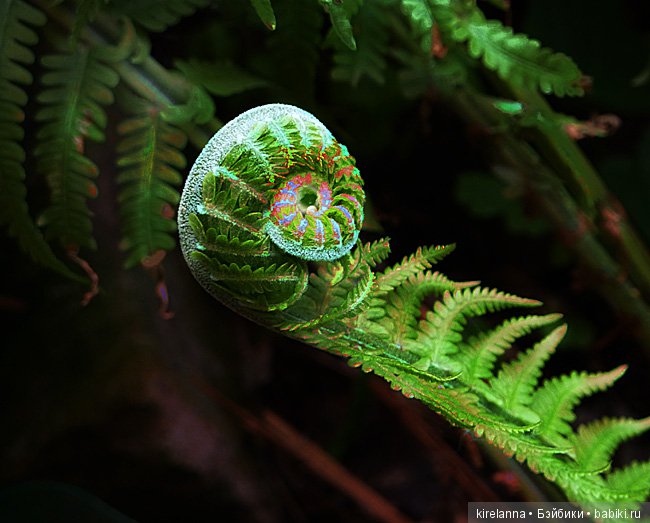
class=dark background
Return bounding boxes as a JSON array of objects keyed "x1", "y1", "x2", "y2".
[{"x1": 1, "y1": 0, "x2": 649, "y2": 521}]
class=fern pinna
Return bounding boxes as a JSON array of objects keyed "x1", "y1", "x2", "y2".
[
  {"x1": 0, "y1": 0, "x2": 80, "y2": 280},
  {"x1": 35, "y1": 41, "x2": 120, "y2": 251},
  {"x1": 178, "y1": 104, "x2": 650, "y2": 507}
]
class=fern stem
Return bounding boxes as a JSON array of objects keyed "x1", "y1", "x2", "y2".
[{"x1": 439, "y1": 83, "x2": 650, "y2": 348}]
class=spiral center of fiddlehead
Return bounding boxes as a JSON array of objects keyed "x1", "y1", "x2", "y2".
[{"x1": 297, "y1": 185, "x2": 319, "y2": 212}]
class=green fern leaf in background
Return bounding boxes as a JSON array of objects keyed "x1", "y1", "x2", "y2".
[
  {"x1": 399, "y1": 0, "x2": 435, "y2": 53},
  {"x1": 35, "y1": 42, "x2": 120, "y2": 250},
  {"x1": 331, "y1": 0, "x2": 390, "y2": 85},
  {"x1": 249, "y1": 0, "x2": 277, "y2": 30},
  {"x1": 108, "y1": 0, "x2": 211, "y2": 32},
  {"x1": 0, "y1": 0, "x2": 81, "y2": 278},
  {"x1": 116, "y1": 93, "x2": 187, "y2": 268},
  {"x1": 71, "y1": 0, "x2": 109, "y2": 39},
  {"x1": 434, "y1": 5, "x2": 584, "y2": 96},
  {"x1": 320, "y1": 0, "x2": 361, "y2": 51}
]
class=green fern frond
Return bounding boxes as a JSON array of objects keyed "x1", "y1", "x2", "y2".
[
  {"x1": 606, "y1": 461, "x2": 650, "y2": 497},
  {"x1": 363, "y1": 270, "x2": 479, "y2": 346},
  {"x1": 249, "y1": 0, "x2": 277, "y2": 30},
  {"x1": 408, "y1": 287, "x2": 542, "y2": 374},
  {"x1": 485, "y1": 325, "x2": 566, "y2": 423},
  {"x1": 573, "y1": 417, "x2": 650, "y2": 472},
  {"x1": 108, "y1": 0, "x2": 211, "y2": 32},
  {"x1": 354, "y1": 238, "x2": 392, "y2": 268},
  {"x1": 320, "y1": 0, "x2": 361, "y2": 51},
  {"x1": 0, "y1": 1, "x2": 81, "y2": 278},
  {"x1": 532, "y1": 366, "x2": 627, "y2": 447},
  {"x1": 331, "y1": 0, "x2": 390, "y2": 86},
  {"x1": 374, "y1": 244, "x2": 455, "y2": 293},
  {"x1": 341, "y1": 262, "x2": 648, "y2": 504},
  {"x1": 437, "y1": 6, "x2": 584, "y2": 97},
  {"x1": 34, "y1": 41, "x2": 120, "y2": 250},
  {"x1": 116, "y1": 94, "x2": 187, "y2": 268},
  {"x1": 399, "y1": 0, "x2": 435, "y2": 53},
  {"x1": 190, "y1": 252, "x2": 308, "y2": 311},
  {"x1": 284, "y1": 250, "x2": 374, "y2": 330},
  {"x1": 0, "y1": 0, "x2": 45, "y2": 89},
  {"x1": 0, "y1": 162, "x2": 81, "y2": 280},
  {"x1": 461, "y1": 313, "x2": 563, "y2": 387}
]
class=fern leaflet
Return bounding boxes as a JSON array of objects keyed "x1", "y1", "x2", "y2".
[
  {"x1": 411, "y1": 287, "x2": 541, "y2": 374},
  {"x1": 374, "y1": 244, "x2": 455, "y2": 293},
  {"x1": 607, "y1": 461, "x2": 650, "y2": 494},
  {"x1": 34, "y1": 41, "x2": 120, "y2": 250},
  {"x1": 531, "y1": 366, "x2": 627, "y2": 447},
  {"x1": 460, "y1": 313, "x2": 563, "y2": 386},
  {"x1": 320, "y1": 0, "x2": 361, "y2": 51},
  {"x1": 435, "y1": 5, "x2": 584, "y2": 97},
  {"x1": 573, "y1": 417, "x2": 650, "y2": 472},
  {"x1": 486, "y1": 325, "x2": 565, "y2": 423},
  {"x1": 249, "y1": 0, "x2": 277, "y2": 30},
  {"x1": 116, "y1": 93, "x2": 187, "y2": 268},
  {"x1": 399, "y1": 0, "x2": 435, "y2": 53}
]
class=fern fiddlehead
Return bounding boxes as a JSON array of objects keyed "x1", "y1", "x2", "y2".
[
  {"x1": 178, "y1": 104, "x2": 367, "y2": 321},
  {"x1": 178, "y1": 104, "x2": 650, "y2": 506}
]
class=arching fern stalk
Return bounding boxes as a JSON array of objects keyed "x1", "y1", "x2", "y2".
[{"x1": 178, "y1": 104, "x2": 650, "y2": 507}]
